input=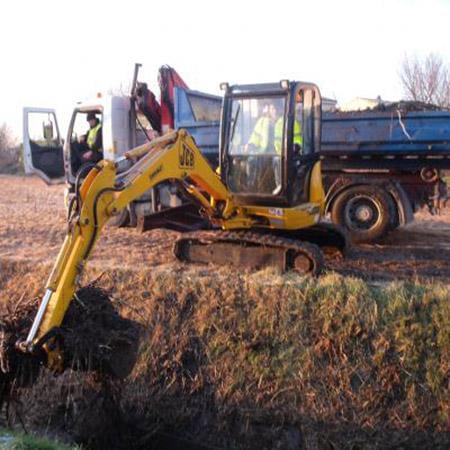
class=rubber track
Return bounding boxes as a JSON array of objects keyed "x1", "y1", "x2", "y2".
[{"x1": 174, "y1": 230, "x2": 325, "y2": 276}]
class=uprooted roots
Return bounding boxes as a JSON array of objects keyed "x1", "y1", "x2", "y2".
[
  {"x1": 0, "y1": 285, "x2": 140, "y2": 409},
  {"x1": 0, "y1": 296, "x2": 42, "y2": 410}
]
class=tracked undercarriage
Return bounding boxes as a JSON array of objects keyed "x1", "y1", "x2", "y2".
[{"x1": 174, "y1": 224, "x2": 347, "y2": 275}]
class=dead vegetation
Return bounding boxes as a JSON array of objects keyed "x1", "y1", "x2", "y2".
[
  {"x1": 1, "y1": 263, "x2": 449, "y2": 449},
  {"x1": 0, "y1": 175, "x2": 449, "y2": 448},
  {"x1": 0, "y1": 124, "x2": 21, "y2": 175},
  {"x1": 0, "y1": 284, "x2": 140, "y2": 412}
]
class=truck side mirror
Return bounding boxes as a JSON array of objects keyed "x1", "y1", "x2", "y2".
[{"x1": 43, "y1": 121, "x2": 54, "y2": 140}]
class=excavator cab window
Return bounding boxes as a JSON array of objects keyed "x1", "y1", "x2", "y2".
[
  {"x1": 226, "y1": 96, "x2": 286, "y2": 195},
  {"x1": 221, "y1": 82, "x2": 322, "y2": 205}
]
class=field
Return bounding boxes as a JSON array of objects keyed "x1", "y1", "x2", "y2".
[
  {"x1": 1, "y1": 176, "x2": 450, "y2": 282},
  {"x1": 0, "y1": 175, "x2": 449, "y2": 449}
]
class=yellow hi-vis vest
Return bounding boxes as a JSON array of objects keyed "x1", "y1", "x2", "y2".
[
  {"x1": 274, "y1": 119, "x2": 303, "y2": 154},
  {"x1": 249, "y1": 117, "x2": 303, "y2": 154},
  {"x1": 87, "y1": 123, "x2": 102, "y2": 149},
  {"x1": 248, "y1": 117, "x2": 272, "y2": 152}
]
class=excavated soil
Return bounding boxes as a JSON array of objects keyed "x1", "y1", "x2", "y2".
[
  {"x1": 0, "y1": 285, "x2": 140, "y2": 415},
  {"x1": 1, "y1": 175, "x2": 450, "y2": 282}
]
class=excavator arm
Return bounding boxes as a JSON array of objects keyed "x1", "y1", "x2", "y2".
[{"x1": 17, "y1": 129, "x2": 246, "y2": 370}]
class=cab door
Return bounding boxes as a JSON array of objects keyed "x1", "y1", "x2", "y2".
[
  {"x1": 287, "y1": 83, "x2": 323, "y2": 206},
  {"x1": 23, "y1": 107, "x2": 65, "y2": 184}
]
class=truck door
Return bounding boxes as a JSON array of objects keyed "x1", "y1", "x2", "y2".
[{"x1": 23, "y1": 107, "x2": 65, "y2": 184}]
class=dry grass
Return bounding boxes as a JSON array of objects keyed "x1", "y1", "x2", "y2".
[
  {"x1": 2, "y1": 175, "x2": 450, "y2": 282},
  {"x1": 1, "y1": 261, "x2": 448, "y2": 449},
  {"x1": 1, "y1": 175, "x2": 449, "y2": 448}
]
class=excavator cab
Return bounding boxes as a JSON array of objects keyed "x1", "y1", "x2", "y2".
[{"x1": 220, "y1": 81, "x2": 322, "y2": 206}]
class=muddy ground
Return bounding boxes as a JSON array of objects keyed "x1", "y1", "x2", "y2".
[{"x1": 1, "y1": 174, "x2": 449, "y2": 283}]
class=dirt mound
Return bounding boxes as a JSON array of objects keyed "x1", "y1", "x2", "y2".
[
  {"x1": 0, "y1": 296, "x2": 42, "y2": 409},
  {"x1": 370, "y1": 100, "x2": 446, "y2": 113},
  {"x1": 62, "y1": 285, "x2": 141, "y2": 377},
  {"x1": 338, "y1": 100, "x2": 447, "y2": 114},
  {"x1": 0, "y1": 285, "x2": 141, "y2": 416},
  {"x1": 14, "y1": 370, "x2": 124, "y2": 449}
]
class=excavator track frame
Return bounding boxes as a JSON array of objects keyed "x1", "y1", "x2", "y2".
[{"x1": 174, "y1": 230, "x2": 324, "y2": 276}]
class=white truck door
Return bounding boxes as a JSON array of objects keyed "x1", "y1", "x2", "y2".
[{"x1": 23, "y1": 107, "x2": 65, "y2": 184}]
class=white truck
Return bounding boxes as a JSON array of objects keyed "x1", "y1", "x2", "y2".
[{"x1": 22, "y1": 65, "x2": 221, "y2": 229}]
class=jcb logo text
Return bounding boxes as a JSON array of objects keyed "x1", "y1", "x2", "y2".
[{"x1": 179, "y1": 144, "x2": 195, "y2": 169}]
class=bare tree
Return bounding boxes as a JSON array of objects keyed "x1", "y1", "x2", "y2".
[
  {"x1": 0, "y1": 123, "x2": 21, "y2": 174},
  {"x1": 400, "y1": 53, "x2": 450, "y2": 107},
  {"x1": 0, "y1": 122, "x2": 15, "y2": 151}
]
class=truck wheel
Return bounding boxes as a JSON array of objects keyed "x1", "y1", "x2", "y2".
[{"x1": 331, "y1": 186, "x2": 391, "y2": 243}]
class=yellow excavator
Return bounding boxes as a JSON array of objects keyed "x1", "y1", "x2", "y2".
[{"x1": 16, "y1": 80, "x2": 347, "y2": 372}]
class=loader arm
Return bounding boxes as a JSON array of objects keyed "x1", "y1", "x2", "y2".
[{"x1": 18, "y1": 129, "x2": 244, "y2": 370}]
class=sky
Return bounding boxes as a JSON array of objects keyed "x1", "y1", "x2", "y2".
[{"x1": 1, "y1": 0, "x2": 450, "y2": 140}]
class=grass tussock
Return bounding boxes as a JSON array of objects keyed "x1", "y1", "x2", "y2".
[
  {"x1": 1, "y1": 263, "x2": 449, "y2": 449},
  {"x1": 0, "y1": 429, "x2": 78, "y2": 450}
]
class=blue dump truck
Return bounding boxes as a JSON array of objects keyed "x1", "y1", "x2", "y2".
[
  {"x1": 321, "y1": 109, "x2": 450, "y2": 242},
  {"x1": 176, "y1": 91, "x2": 450, "y2": 243}
]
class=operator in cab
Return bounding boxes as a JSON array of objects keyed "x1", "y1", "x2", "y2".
[
  {"x1": 245, "y1": 102, "x2": 302, "y2": 194},
  {"x1": 247, "y1": 102, "x2": 279, "y2": 153}
]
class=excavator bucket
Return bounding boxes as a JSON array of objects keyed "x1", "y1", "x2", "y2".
[{"x1": 1, "y1": 285, "x2": 140, "y2": 406}]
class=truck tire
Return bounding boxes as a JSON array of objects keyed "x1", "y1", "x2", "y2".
[{"x1": 330, "y1": 185, "x2": 391, "y2": 243}]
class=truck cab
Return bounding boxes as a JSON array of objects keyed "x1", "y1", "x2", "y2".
[
  {"x1": 23, "y1": 86, "x2": 222, "y2": 229},
  {"x1": 23, "y1": 95, "x2": 153, "y2": 185}
]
